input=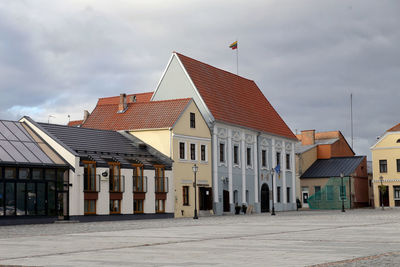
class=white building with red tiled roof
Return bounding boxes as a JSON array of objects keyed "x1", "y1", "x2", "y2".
[{"x1": 152, "y1": 52, "x2": 298, "y2": 214}]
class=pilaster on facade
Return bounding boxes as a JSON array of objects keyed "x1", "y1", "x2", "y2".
[
  {"x1": 253, "y1": 136, "x2": 259, "y2": 203},
  {"x1": 272, "y1": 139, "x2": 277, "y2": 203},
  {"x1": 241, "y1": 132, "x2": 246, "y2": 205},
  {"x1": 228, "y1": 129, "x2": 233, "y2": 204},
  {"x1": 282, "y1": 141, "x2": 287, "y2": 204},
  {"x1": 291, "y1": 142, "x2": 296, "y2": 204},
  {"x1": 212, "y1": 127, "x2": 219, "y2": 204}
]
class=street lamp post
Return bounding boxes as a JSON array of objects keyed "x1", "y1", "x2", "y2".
[
  {"x1": 340, "y1": 173, "x2": 345, "y2": 212},
  {"x1": 380, "y1": 176, "x2": 384, "y2": 210},
  {"x1": 192, "y1": 164, "x2": 199, "y2": 219},
  {"x1": 269, "y1": 169, "x2": 276, "y2": 216}
]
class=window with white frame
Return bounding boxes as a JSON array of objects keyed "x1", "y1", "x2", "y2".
[
  {"x1": 219, "y1": 142, "x2": 225, "y2": 163},
  {"x1": 200, "y1": 144, "x2": 207, "y2": 162},
  {"x1": 233, "y1": 145, "x2": 239, "y2": 166},
  {"x1": 190, "y1": 143, "x2": 196, "y2": 161},
  {"x1": 261, "y1": 149, "x2": 267, "y2": 167},
  {"x1": 179, "y1": 142, "x2": 185, "y2": 160}
]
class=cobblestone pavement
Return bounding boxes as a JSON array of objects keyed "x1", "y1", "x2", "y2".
[{"x1": 0, "y1": 209, "x2": 400, "y2": 266}]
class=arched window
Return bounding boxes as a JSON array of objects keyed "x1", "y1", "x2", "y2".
[{"x1": 396, "y1": 139, "x2": 400, "y2": 143}]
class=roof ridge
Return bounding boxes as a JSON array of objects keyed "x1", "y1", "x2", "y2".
[
  {"x1": 98, "y1": 91, "x2": 153, "y2": 100},
  {"x1": 97, "y1": 97, "x2": 192, "y2": 106},
  {"x1": 39, "y1": 122, "x2": 121, "y2": 134},
  {"x1": 174, "y1": 52, "x2": 254, "y2": 82}
]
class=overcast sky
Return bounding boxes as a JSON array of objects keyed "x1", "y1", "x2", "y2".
[{"x1": 1, "y1": 0, "x2": 399, "y2": 159}]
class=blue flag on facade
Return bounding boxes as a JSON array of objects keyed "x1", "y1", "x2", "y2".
[{"x1": 274, "y1": 163, "x2": 281, "y2": 178}]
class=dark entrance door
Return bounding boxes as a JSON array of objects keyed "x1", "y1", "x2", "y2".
[
  {"x1": 199, "y1": 187, "x2": 212, "y2": 210},
  {"x1": 380, "y1": 186, "x2": 389, "y2": 207},
  {"x1": 261, "y1": 184, "x2": 270, "y2": 212},
  {"x1": 223, "y1": 190, "x2": 230, "y2": 212}
]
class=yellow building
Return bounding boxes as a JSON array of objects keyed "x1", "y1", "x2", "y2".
[
  {"x1": 371, "y1": 123, "x2": 400, "y2": 208},
  {"x1": 82, "y1": 93, "x2": 212, "y2": 218}
]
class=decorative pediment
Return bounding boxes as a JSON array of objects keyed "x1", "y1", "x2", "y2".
[
  {"x1": 260, "y1": 138, "x2": 270, "y2": 148},
  {"x1": 286, "y1": 143, "x2": 292, "y2": 151},
  {"x1": 232, "y1": 132, "x2": 241, "y2": 142},
  {"x1": 275, "y1": 142, "x2": 282, "y2": 151},
  {"x1": 218, "y1": 128, "x2": 227, "y2": 139},
  {"x1": 245, "y1": 134, "x2": 254, "y2": 144}
]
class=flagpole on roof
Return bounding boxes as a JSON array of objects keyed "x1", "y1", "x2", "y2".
[{"x1": 236, "y1": 39, "x2": 239, "y2": 76}]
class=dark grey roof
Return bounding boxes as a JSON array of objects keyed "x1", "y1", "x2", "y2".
[
  {"x1": 0, "y1": 120, "x2": 68, "y2": 167},
  {"x1": 38, "y1": 122, "x2": 172, "y2": 169},
  {"x1": 301, "y1": 156, "x2": 365, "y2": 179}
]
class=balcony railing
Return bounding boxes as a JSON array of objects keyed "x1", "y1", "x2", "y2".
[
  {"x1": 155, "y1": 176, "x2": 168, "y2": 193},
  {"x1": 109, "y1": 175, "x2": 125, "y2": 193},
  {"x1": 133, "y1": 176, "x2": 147, "y2": 193},
  {"x1": 83, "y1": 174, "x2": 101, "y2": 193}
]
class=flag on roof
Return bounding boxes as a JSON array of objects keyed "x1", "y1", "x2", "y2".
[{"x1": 229, "y1": 41, "x2": 238, "y2": 50}]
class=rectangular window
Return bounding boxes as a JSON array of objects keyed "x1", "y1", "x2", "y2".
[
  {"x1": 233, "y1": 145, "x2": 239, "y2": 165},
  {"x1": 326, "y1": 185, "x2": 334, "y2": 201},
  {"x1": 110, "y1": 199, "x2": 120, "y2": 214},
  {"x1": 277, "y1": 186, "x2": 281, "y2": 203},
  {"x1": 0, "y1": 183, "x2": 3, "y2": 216},
  {"x1": 83, "y1": 161, "x2": 96, "y2": 192},
  {"x1": 134, "y1": 199, "x2": 144, "y2": 213},
  {"x1": 340, "y1": 185, "x2": 347, "y2": 200},
  {"x1": 379, "y1": 160, "x2": 387, "y2": 173},
  {"x1": 109, "y1": 163, "x2": 121, "y2": 192},
  {"x1": 45, "y1": 169, "x2": 56, "y2": 180},
  {"x1": 219, "y1": 143, "x2": 225, "y2": 163},
  {"x1": 133, "y1": 164, "x2": 145, "y2": 192},
  {"x1": 261, "y1": 150, "x2": 266, "y2": 167},
  {"x1": 394, "y1": 186, "x2": 400, "y2": 207},
  {"x1": 247, "y1": 147, "x2": 251, "y2": 166},
  {"x1": 155, "y1": 166, "x2": 166, "y2": 193},
  {"x1": 190, "y1": 112, "x2": 195, "y2": 128},
  {"x1": 286, "y1": 154, "x2": 291, "y2": 170},
  {"x1": 155, "y1": 199, "x2": 165, "y2": 213},
  {"x1": 179, "y1": 142, "x2": 185, "y2": 160},
  {"x1": 19, "y1": 168, "x2": 30, "y2": 179},
  {"x1": 32, "y1": 168, "x2": 43, "y2": 180},
  {"x1": 286, "y1": 187, "x2": 290, "y2": 203},
  {"x1": 84, "y1": 199, "x2": 96, "y2": 215},
  {"x1": 183, "y1": 186, "x2": 189, "y2": 206},
  {"x1": 276, "y1": 152, "x2": 281, "y2": 167},
  {"x1": 201, "y1": 145, "x2": 206, "y2": 161},
  {"x1": 314, "y1": 186, "x2": 321, "y2": 200},
  {"x1": 397, "y1": 159, "x2": 400, "y2": 172},
  {"x1": 190, "y1": 143, "x2": 196, "y2": 161},
  {"x1": 5, "y1": 168, "x2": 16, "y2": 179}
]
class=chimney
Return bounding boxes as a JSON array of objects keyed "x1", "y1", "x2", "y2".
[
  {"x1": 118, "y1": 93, "x2": 127, "y2": 113},
  {"x1": 83, "y1": 110, "x2": 90, "y2": 122},
  {"x1": 301, "y1": 130, "x2": 315, "y2": 146}
]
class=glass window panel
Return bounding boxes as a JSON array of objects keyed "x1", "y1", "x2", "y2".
[
  {"x1": 19, "y1": 168, "x2": 30, "y2": 179},
  {"x1": 16, "y1": 183, "x2": 26, "y2": 216},
  {"x1": 0, "y1": 145, "x2": 14, "y2": 162},
  {"x1": 37, "y1": 183, "x2": 45, "y2": 215},
  {"x1": 48, "y1": 182, "x2": 56, "y2": 216},
  {"x1": 32, "y1": 169, "x2": 43, "y2": 180},
  {"x1": 3, "y1": 121, "x2": 31, "y2": 142},
  {"x1": 24, "y1": 142, "x2": 52, "y2": 164},
  {"x1": 0, "y1": 167, "x2": 2, "y2": 179},
  {"x1": 15, "y1": 123, "x2": 35, "y2": 141},
  {"x1": 0, "y1": 183, "x2": 4, "y2": 215},
  {"x1": 27, "y1": 183, "x2": 36, "y2": 215},
  {"x1": 0, "y1": 140, "x2": 27, "y2": 162},
  {"x1": 5, "y1": 183, "x2": 15, "y2": 216},
  {"x1": 90, "y1": 165, "x2": 95, "y2": 191},
  {"x1": 11, "y1": 141, "x2": 41, "y2": 163},
  {"x1": 5, "y1": 168, "x2": 16, "y2": 179},
  {"x1": 0, "y1": 122, "x2": 18, "y2": 141},
  {"x1": 57, "y1": 170, "x2": 64, "y2": 191},
  {"x1": 45, "y1": 169, "x2": 56, "y2": 180}
]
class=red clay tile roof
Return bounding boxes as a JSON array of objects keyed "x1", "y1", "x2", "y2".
[
  {"x1": 175, "y1": 53, "x2": 296, "y2": 140},
  {"x1": 82, "y1": 98, "x2": 191, "y2": 131},
  {"x1": 98, "y1": 92, "x2": 153, "y2": 105},
  {"x1": 67, "y1": 120, "x2": 83, "y2": 127},
  {"x1": 387, "y1": 123, "x2": 400, "y2": 132}
]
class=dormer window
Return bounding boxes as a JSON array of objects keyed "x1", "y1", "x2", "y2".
[
  {"x1": 190, "y1": 113, "x2": 195, "y2": 128},
  {"x1": 397, "y1": 139, "x2": 400, "y2": 143}
]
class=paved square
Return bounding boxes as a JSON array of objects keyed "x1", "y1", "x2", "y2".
[{"x1": 0, "y1": 209, "x2": 400, "y2": 266}]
